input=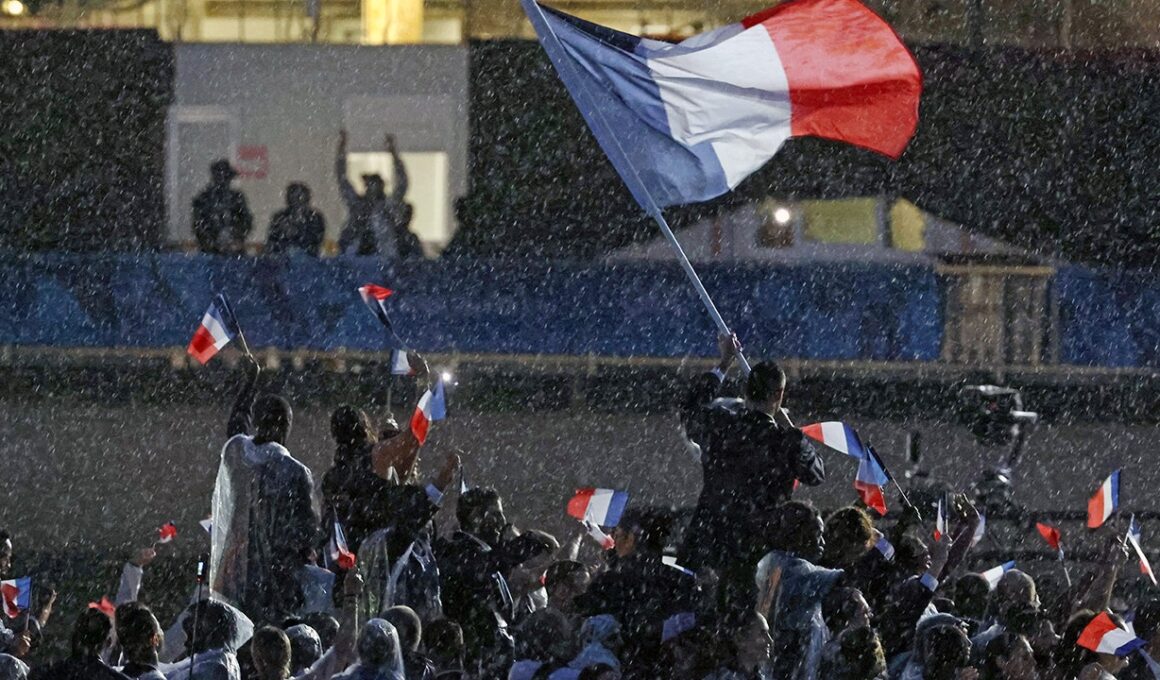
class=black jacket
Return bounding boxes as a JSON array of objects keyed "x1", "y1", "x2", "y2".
[
  {"x1": 678, "y1": 372, "x2": 825, "y2": 572},
  {"x1": 266, "y1": 208, "x2": 325, "y2": 256},
  {"x1": 29, "y1": 655, "x2": 131, "y2": 680},
  {"x1": 434, "y1": 531, "x2": 517, "y2": 666},
  {"x1": 192, "y1": 185, "x2": 252, "y2": 254}
]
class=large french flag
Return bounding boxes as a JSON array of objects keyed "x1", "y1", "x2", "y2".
[
  {"x1": 1078, "y1": 611, "x2": 1146, "y2": 656},
  {"x1": 802, "y1": 422, "x2": 887, "y2": 515},
  {"x1": 522, "y1": 0, "x2": 921, "y2": 210},
  {"x1": 187, "y1": 294, "x2": 238, "y2": 365},
  {"x1": 1088, "y1": 469, "x2": 1121, "y2": 529},
  {"x1": 1, "y1": 577, "x2": 31, "y2": 618},
  {"x1": 568, "y1": 488, "x2": 629, "y2": 527},
  {"x1": 359, "y1": 284, "x2": 405, "y2": 348},
  {"x1": 410, "y1": 378, "x2": 447, "y2": 445}
]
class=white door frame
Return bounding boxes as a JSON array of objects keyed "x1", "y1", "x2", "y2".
[{"x1": 166, "y1": 105, "x2": 241, "y2": 246}]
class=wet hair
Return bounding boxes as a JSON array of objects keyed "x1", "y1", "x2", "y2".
[
  {"x1": 745, "y1": 361, "x2": 786, "y2": 403},
  {"x1": 423, "y1": 619, "x2": 464, "y2": 667},
  {"x1": 115, "y1": 602, "x2": 160, "y2": 660},
  {"x1": 821, "y1": 625, "x2": 886, "y2": 680},
  {"x1": 301, "y1": 613, "x2": 339, "y2": 650},
  {"x1": 981, "y1": 632, "x2": 1028, "y2": 680},
  {"x1": 284, "y1": 624, "x2": 321, "y2": 674},
  {"x1": 823, "y1": 507, "x2": 873, "y2": 561},
  {"x1": 768, "y1": 501, "x2": 822, "y2": 556},
  {"x1": 456, "y1": 487, "x2": 501, "y2": 529},
  {"x1": 617, "y1": 507, "x2": 674, "y2": 555},
  {"x1": 544, "y1": 561, "x2": 589, "y2": 590},
  {"x1": 380, "y1": 606, "x2": 421, "y2": 652},
  {"x1": 330, "y1": 405, "x2": 375, "y2": 449},
  {"x1": 893, "y1": 534, "x2": 930, "y2": 575},
  {"x1": 922, "y1": 625, "x2": 972, "y2": 680},
  {"x1": 71, "y1": 608, "x2": 113, "y2": 657},
  {"x1": 251, "y1": 626, "x2": 291, "y2": 679},
  {"x1": 184, "y1": 600, "x2": 238, "y2": 653},
  {"x1": 506, "y1": 530, "x2": 560, "y2": 567},
  {"x1": 253, "y1": 394, "x2": 292, "y2": 443},
  {"x1": 990, "y1": 570, "x2": 1038, "y2": 624},
  {"x1": 954, "y1": 573, "x2": 991, "y2": 621},
  {"x1": 823, "y1": 587, "x2": 868, "y2": 634}
]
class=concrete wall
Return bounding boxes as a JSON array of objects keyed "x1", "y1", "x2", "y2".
[{"x1": 169, "y1": 43, "x2": 469, "y2": 251}]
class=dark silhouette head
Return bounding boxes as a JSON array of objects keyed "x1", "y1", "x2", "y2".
[
  {"x1": 330, "y1": 405, "x2": 374, "y2": 450},
  {"x1": 115, "y1": 602, "x2": 162, "y2": 663},
  {"x1": 822, "y1": 506, "x2": 874, "y2": 568},
  {"x1": 251, "y1": 625, "x2": 291, "y2": 680},
  {"x1": 381, "y1": 606, "x2": 422, "y2": 653},
  {"x1": 254, "y1": 394, "x2": 292, "y2": 445},
  {"x1": 745, "y1": 361, "x2": 786, "y2": 413},
  {"x1": 613, "y1": 507, "x2": 673, "y2": 558},
  {"x1": 184, "y1": 600, "x2": 238, "y2": 654},
  {"x1": 210, "y1": 160, "x2": 237, "y2": 186},
  {"x1": 72, "y1": 608, "x2": 114, "y2": 658},
  {"x1": 954, "y1": 573, "x2": 991, "y2": 622},
  {"x1": 284, "y1": 624, "x2": 321, "y2": 676},
  {"x1": 362, "y1": 174, "x2": 386, "y2": 201},
  {"x1": 922, "y1": 624, "x2": 972, "y2": 680},
  {"x1": 457, "y1": 488, "x2": 505, "y2": 545},
  {"x1": 285, "y1": 183, "x2": 311, "y2": 209},
  {"x1": 769, "y1": 501, "x2": 824, "y2": 561},
  {"x1": 423, "y1": 619, "x2": 464, "y2": 671}
]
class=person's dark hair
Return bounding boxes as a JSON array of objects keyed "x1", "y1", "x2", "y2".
[
  {"x1": 923, "y1": 625, "x2": 972, "y2": 680},
  {"x1": 823, "y1": 587, "x2": 867, "y2": 635},
  {"x1": 115, "y1": 602, "x2": 160, "y2": 660},
  {"x1": 380, "y1": 606, "x2": 422, "y2": 653},
  {"x1": 456, "y1": 487, "x2": 501, "y2": 529},
  {"x1": 330, "y1": 405, "x2": 375, "y2": 450},
  {"x1": 253, "y1": 394, "x2": 292, "y2": 443},
  {"x1": 506, "y1": 530, "x2": 560, "y2": 566},
  {"x1": 954, "y1": 573, "x2": 991, "y2": 621},
  {"x1": 823, "y1": 507, "x2": 873, "y2": 565},
  {"x1": 71, "y1": 608, "x2": 113, "y2": 657},
  {"x1": 251, "y1": 626, "x2": 291, "y2": 680},
  {"x1": 1134, "y1": 598, "x2": 1160, "y2": 642},
  {"x1": 423, "y1": 619, "x2": 464, "y2": 669},
  {"x1": 284, "y1": 624, "x2": 322, "y2": 675},
  {"x1": 768, "y1": 501, "x2": 821, "y2": 556},
  {"x1": 1055, "y1": 609, "x2": 1102, "y2": 678},
  {"x1": 184, "y1": 600, "x2": 238, "y2": 653},
  {"x1": 821, "y1": 625, "x2": 886, "y2": 680},
  {"x1": 514, "y1": 608, "x2": 573, "y2": 662},
  {"x1": 285, "y1": 182, "x2": 311, "y2": 205},
  {"x1": 745, "y1": 361, "x2": 786, "y2": 403},
  {"x1": 617, "y1": 507, "x2": 674, "y2": 555},
  {"x1": 980, "y1": 632, "x2": 1027, "y2": 680},
  {"x1": 893, "y1": 534, "x2": 930, "y2": 576},
  {"x1": 544, "y1": 561, "x2": 588, "y2": 590},
  {"x1": 301, "y1": 613, "x2": 339, "y2": 650}
]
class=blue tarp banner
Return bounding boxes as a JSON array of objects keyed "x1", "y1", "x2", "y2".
[{"x1": 0, "y1": 254, "x2": 948, "y2": 362}]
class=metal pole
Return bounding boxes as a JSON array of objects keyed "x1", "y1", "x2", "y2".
[{"x1": 648, "y1": 208, "x2": 752, "y2": 375}]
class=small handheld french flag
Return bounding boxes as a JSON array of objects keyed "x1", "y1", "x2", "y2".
[
  {"x1": 187, "y1": 294, "x2": 239, "y2": 365},
  {"x1": 934, "y1": 495, "x2": 948, "y2": 542},
  {"x1": 390, "y1": 350, "x2": 414, "y2": 376},
  {"x1": 981, "y1": 561, "x2": 1016, "y2": 589},
  {"x1": 0, "y1": 577, "x2": 31, "y2": 618},
  {"x1": 1078, "y1": 611, "x2": 1146, "y2": 656},
  {"x1": 1036, "y1": 522, "x2": 1063, "y2": 553},
  {"x1": 583, "y1": 520, "x2": 615, "y2": 551},
  {"x1": 328, "y1": 521, "x2": 356, "y2": 571},
  {"x1": 1088, "y1": 470, "x2": 1121, "y2": 529},
  {"x1": 157, "y1": 522, "x2": 178, "y2": 544},
  {"x1": 1127, "y1": 516, "x2": 1156, "y2": 586},
  {"x1": 358, "y1": 284, "x2": 404, "y2": 347},
  {"x1": 802, "y1": 422, "x2": 887, "y2": 515},
  {"x1": 411, "y1": 379, "x2": 447, "y2": 446},
  {"x1": 567, "y1": 488, "x2": 629, "y2": 527}
]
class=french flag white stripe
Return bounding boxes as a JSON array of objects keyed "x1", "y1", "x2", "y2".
[
  {"x1": 585, "y1": 489, "x2": 615, "y2": 522},
  {"x1": 648, "y1": 27, "x2": 791, "y2": 189},
  {"x1": 201, "y1": 310, "x2": 233, "y2": 350},
  {"x1": 819, "y1": 422, "x2": 851, "y2": 455}
]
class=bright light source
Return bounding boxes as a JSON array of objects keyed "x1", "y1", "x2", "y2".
[
  {"x1": 441, "y1": 371, "x2": 453, "y2": 383},
  {"x1": 2, "y1": 0, "x2": 26, "y2": 15},
  {"x1": 773, "y1": 207, "x2": 792, "y2": 225}
]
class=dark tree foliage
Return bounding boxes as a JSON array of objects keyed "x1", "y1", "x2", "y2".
[
  {"x1": 453, "y1": 40, "x2": 1160, "y2": 266},
  {"x1": 0, "y1": 30, "x2": 174, "y2": 252}
]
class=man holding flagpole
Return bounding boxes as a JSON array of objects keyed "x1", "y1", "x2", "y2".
[
  {"x1": 210, "y1": 351, "x2": 320, "y2": 625},
  {"x1": 679, "y1": 333, "x2": 824, "y2": 608}
]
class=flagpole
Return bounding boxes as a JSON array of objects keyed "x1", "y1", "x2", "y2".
[
  {"x1": 522, "y1": 0, "x2": 752, "y2": 376},
  {"x1": 869, "y1": 446, "x2": 922, "y2": 521}
]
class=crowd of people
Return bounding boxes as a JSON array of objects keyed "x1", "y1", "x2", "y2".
[
  {"x1": 192, "y1": 130, "x2": 421, "y2": 258},
  {"x1": 0, "y1": 337, "x2": 1153, "y2": 680}
]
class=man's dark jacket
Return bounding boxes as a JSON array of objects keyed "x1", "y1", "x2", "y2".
[{"x1": 678, "y1": 372, "x2": 825, "y2": 572}]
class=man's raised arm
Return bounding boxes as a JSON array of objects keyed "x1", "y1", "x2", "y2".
[{"x1": 226, "y1": 354, "x2": 261, "y2": 439}]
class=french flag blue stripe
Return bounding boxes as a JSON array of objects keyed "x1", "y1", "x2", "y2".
[
  {"x1": 523, "y1": 0, "x2": 730, "y2": 208},
  {"x1": 604, "y1": 490, "x2": 629, "y2": 527}
]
